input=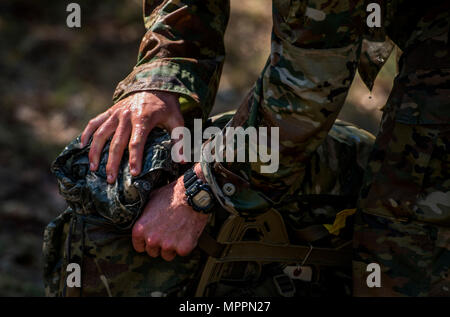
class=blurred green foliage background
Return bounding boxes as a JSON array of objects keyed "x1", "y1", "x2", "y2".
[{"x1": 0, "y1": 0, "x2": 396, "y2": 296}]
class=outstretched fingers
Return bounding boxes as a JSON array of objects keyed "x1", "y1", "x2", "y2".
[
  {"x1": 80, "y1": 110, "x2": 112, "y2": 147},
  {"x1": 128, "y1": 121, "x2": 154, "y2": 176},
  {"x1": 88, "y1": 115, "x2": 119, "y2": 171},
  {"x1": 105, "y1": 114, "x2": 132, "y2": 183}
]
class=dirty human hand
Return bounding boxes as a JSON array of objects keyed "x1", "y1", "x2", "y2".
[
  {"x1": 81, "y1": 91, "x2": 183, "y2": 184},
  {"x1": 131, "y1": 164, "x2": 209, "y2": 261}
]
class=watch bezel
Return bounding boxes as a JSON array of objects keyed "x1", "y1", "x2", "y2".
[{"x1": 184, "y1": 174, "x2": 215, "y2": 214}]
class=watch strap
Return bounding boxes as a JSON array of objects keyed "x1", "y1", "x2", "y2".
[{"x1": 183, "y1": 166, "x2": 215, "y2": 214}]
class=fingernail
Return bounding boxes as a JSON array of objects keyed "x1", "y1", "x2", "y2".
[
  {"x1": 131, "y1": 168, "x2": 137, "y2": 175},
  {"x1": 107, "y1": 174, "x2": 113, "y2": 183},
  {"x1": 90, "y1": 163, "x2": 95, "y2": 170}
]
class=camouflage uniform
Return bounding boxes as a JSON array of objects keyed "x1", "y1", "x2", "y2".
[
  {"x1": 44, "y1": 0, "x2": 450, "y2": 296},
  {"x1": 44, "y1": 114, "x2": 374, "y2": 296}
]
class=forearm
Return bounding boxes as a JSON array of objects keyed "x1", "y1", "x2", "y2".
[{"x1": 200, "y1": 1, "x2": 365, "y2": 213}]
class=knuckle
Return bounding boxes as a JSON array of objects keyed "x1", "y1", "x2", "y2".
[
  {"x1": 141, "y1": 113, "x2": 152, "y2": 121},
  {"x1": 136, "y1": 114, "x2": 151, "y2": 125},
  {"x1": 130, "y1": 139, "x2": 140, "y2": 147},
  {"x1": 121, "y1": 109, "x2": 132, "y2": 118},
  {"x1": 161, "y1": 241, "x2": 175, "y2": 252},
  {"x1": 132, "y1": 223, "x2": 144, "y2": 238},
  {"x1": 129, "y1": 140, "x2": 141, "y2": 151},
  {"x1": 93, "y1": 128, "x2": 104, "y2": 138},
  {"x1": 111, "y1": 109, "x2": 121, "y2": 119},
  {"x1": 146, "y1": 234, "x2": 160, "y2": 247},
  {"x1": 98, "y1": 122, "x2": 114, "y2": 135},
  {"x1": 176, "y1": 245, "x2": 191, "y2": 257}
]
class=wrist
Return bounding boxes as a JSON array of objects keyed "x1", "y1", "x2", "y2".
[
  {"x1": 193, "y1": 163, "x2": 206, "y2": 182},
  {"x1": 183, "y1": 164, "x2": 216, "y2": 214},
  {"x1": 151, "y1": 90, "x2": 180, "y2": 102}
]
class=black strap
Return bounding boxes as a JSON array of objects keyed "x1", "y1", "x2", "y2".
[{"x1": 183, "y1": 167, "x2": 197, "y2": 188}]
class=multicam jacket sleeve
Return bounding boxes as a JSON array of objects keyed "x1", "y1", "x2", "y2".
[
  {"x1": 113, "y1": 0, "x2": 230, "y2": 122},
  {"x1": 201, "y1": 1, "x2": 372, "y2": 214},
  {"x1": 113, "y1": 0, "x2": 392, "y2": 215}
]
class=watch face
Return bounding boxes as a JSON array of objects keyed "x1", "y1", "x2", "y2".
[{"x1": 192, "y1": 189, "x2": 212, "y2": 208}]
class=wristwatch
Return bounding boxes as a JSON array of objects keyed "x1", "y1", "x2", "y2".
[{"x1": 183, "y1": 167, "x2": 216, "y2": 214}]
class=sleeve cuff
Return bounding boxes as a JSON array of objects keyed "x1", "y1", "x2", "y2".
[
  {"x1": 113, "y1": 59, "x2": 218, "y2": 119},
  {"x1": 200, "y1": 141, "x2": 273, "y2": 216}
]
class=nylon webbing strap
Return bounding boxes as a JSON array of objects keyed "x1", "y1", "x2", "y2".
[
  {"x1": 198, "y1": 231, "x2": 224, "y2": 258},
  {"x1": 198, "y1": 232, "x2": 351, "y2": 268},
  {"x1": 292, "y1": 224, "x2": 330, "y2": 242}
]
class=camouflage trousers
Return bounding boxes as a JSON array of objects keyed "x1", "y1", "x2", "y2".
[
  {"x1": 352, "y1": 41, "x2": 450, "y2": 295},
  {"x1": 353, "y1": 112, "x2": 450, "y2": 296}
]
